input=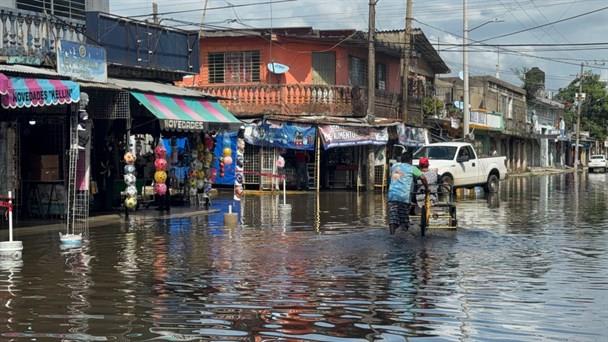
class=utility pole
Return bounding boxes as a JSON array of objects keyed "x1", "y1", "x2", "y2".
[
  {"x1": 401, "y1": 0, "x2": 413, "y2": 124},
  {"x1": 152, "y1": 1, "x2": 159, "y2": 24},
  {"x1": 575, "y1": 62, "x2": 584, "y2": 170},
  {"x1": 366, "y1": 0, "x2": 377, "y2": 192},
  {"x1": 463, "y1": 0, "x2": 470, "y2": 139}
]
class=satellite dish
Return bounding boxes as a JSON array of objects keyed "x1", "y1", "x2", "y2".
[
  {"x1": 458, "y1": 71, "x2": 464, "y2": 80},
  {"x1": 267, "y1": 62, "x2": 289, "y2": 74}
]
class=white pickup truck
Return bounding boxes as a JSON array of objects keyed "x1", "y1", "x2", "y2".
[{"x1": 413, "y1": 142, "x2": 508, "y2": 192}]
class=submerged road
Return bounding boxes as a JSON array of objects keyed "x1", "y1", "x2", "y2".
[{"x1": 0, "y1": 173, "x2": 607, "y2": 341}]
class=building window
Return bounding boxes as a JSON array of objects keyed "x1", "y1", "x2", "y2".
[
  {"x1": 376, "y1": 63, "x2": 387, "y2": 90},
  {"x1": 17, "y1": 0, "x2": 86, "y2": 21},
  {"x1": 208, "y1": 51, "x2": 261, "y2": 84},
  {"x1": 349, "y1": 56, "x2": 367, "y2": 87}
]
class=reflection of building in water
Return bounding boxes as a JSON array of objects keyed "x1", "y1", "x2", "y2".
[{"x1": 0, "y1": 259, "x2": 22, "y2": 335}]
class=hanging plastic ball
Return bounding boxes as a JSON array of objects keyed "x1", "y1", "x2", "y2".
[
  {"x1": 154, "y1": 170, "x2": 167, "y2": 184},
  {"x1": 154, "y1": 183, "x2": 167, "y2": 196},
  {"x1": 154, "y1": 158, "x2": 167, "y2": 171},
  {"x1": 223, "y1": 156, "x2": 233, "y2": 165},
  {"x1": 123, "y1": 152, "x2": 136, "y2": 165},
  {"x1": 124, "y1": 164, "x2": 136, "y2": 174},
  {"x1": 276, "y1": 156, "x2": 285, "y2": 168},
  {"x1": 124, "y1": 173, "x2": 136, "y2": 185},
  {"x1": 154, "y1": 145, "x2": 167, "y2": 159},
  {"x1": 223, "y1": 147, "x2": 232, "y2": 157},
  {"x1": 125, "y1": 196, "x2": 137, "y2": 209},
  {"x1": 126, "y1": 185, "x2": 137, "y2": 197}
]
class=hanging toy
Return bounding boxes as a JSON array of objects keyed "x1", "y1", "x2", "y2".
[
  {"x1": 154, "y1": 158, "x2": 168, "y2": 171},
  {"x1": 126, "y1": 185, "x2": 138, "y2": 198},
  {"x1": 276, "y1": 155, "x2": 285, "y2": 169},
  {"x1": 124, "y1": 173, "x2": 136, "y2": 185},
  {"x1": 237, "y1": 138, "x2": 245, "y2": 152},
  {"x1": 223, "y1": 156, "x2": 233, "y2": 166},
  {"x1": 123, "y1": 152, "x2": 136, "y2": 165},
  {"x1": 154, "y1": 183, "x2": 167, "y2": 196},
  {"x1": 223, "y1": 147, "x2": 232, "y2": 157},
  {"x1": 154, "y1": 144, "x2": 167, "y2": 159},
  {"x1": 204, "y1": 135, "x2": 214, "y2": 151},
  {"x1": 125, "y1": 196, "x2": 137, "y2": 209},
  {"x1": 154, "y1": 170, "x2": 167, "y2": 184},
  {"x1": 124, "y1": 164, "x2": 136, "y2": 174}
]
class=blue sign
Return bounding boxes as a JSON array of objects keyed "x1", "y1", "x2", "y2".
[
  {"x1": 57, "y1": 40, "x2": 107, "y2": 82},
  {"x1": 244, "y1": 121, "x2": 317, "y2": 151}
]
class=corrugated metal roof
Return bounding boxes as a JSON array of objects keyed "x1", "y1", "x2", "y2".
[
  {"x1": 107, "y1": 78, "x2": 214, "y2": 98},
  {"x1": 0, "y1": 64, "x2": 63, "y2": 78},
  {"x1": 78, "y1": 80, "x2": 122, "y2": 90},
  {"x1": 265, "y1": 115, "x2": 401, "y2": 127}
]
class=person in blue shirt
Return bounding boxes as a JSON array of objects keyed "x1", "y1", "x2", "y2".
[{"x1": 388, "y1": 146, "x2": 428, "y2": 235}]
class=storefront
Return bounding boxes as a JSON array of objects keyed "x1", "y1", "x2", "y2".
[
  {"x1": 121, "y1": 81, "x2": 241, "y2": 210},
  {"x1": 0, "y1": 71, "x2": 81, "y2": 221}
]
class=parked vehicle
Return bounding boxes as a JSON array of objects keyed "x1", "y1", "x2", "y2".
[
  {"x1": 413, "y1": 142, "x2": 508, "y2": 192},
  {"x1": 588, "y1": 155, "x2": 607, "y2": 173}
]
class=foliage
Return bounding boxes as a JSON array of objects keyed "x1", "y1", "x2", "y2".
[
  {"x1": 556, "y1": 73, "x2": 608, "y2": 141},
  {"x1": 422, "y1": 96, "x2": 444, "y2": 116}
]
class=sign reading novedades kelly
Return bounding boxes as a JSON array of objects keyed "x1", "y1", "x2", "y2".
[{"x1": 57, "y1": 40, "x2": 107, "y2": 83}]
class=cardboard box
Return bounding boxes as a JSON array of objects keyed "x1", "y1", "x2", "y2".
[{"x1": 39, "y1": 168, "x2": 59, "y2": 181}]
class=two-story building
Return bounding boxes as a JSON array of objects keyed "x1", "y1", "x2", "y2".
[
  {"x1": 437, "y1": 75, "x2": 536, "y2": 172},
  {"x1": 189, "y1": 27, "x2": 448, "y2": 190}
]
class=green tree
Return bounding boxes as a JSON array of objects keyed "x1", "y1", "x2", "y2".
[
  {"x1": 422, "y1": 96, "x2": 443, "y2": 116},
  {"x1": 556, "y1": 73, "x2": 608, "y2": 141}
]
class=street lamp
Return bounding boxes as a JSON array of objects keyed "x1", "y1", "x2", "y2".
[{"x1": 463, "y1": 1, "x2": 503, "y2": 139}]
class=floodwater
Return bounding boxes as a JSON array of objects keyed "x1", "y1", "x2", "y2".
[{"x1": 1, "y1": 173, "x2": 608, "y2": 341}]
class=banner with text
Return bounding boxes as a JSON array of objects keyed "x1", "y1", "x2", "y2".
[{"x1": 319, "y1": 125, "x2": 389, "y2": 150}]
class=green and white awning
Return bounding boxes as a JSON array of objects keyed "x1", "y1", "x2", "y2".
[{"x1": 131, "y1": 91, "x2": 240, "y2": 131}]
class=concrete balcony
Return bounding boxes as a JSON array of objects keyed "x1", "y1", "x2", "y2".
[
  {"x1": 195, "y1": 83, "x2": 421, "y2": 121},
  {"x1": 469, "y1": 111, "x2": 504, "y2": 131},
  {"x1": 0, "y1": 7, "x2": 85, "y2": 64}
]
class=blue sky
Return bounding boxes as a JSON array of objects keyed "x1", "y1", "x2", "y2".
[{"x1": 109, "y1": 0, "x2": 608, "y2": 92}]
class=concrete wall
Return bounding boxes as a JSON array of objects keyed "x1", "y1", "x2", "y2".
[
  {"x1": 0, "y1": 0, "x2": 15, "y2": 8},
  {"x1": 87, "y1": 0, "x2": 110, "y2": 12}
]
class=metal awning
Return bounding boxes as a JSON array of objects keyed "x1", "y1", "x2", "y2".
[
  {"x1": 131, "y1": 91, "x2": 241, "y2": 131},
  {"x1": 0, "y1": 74, "x2": 80, "y2": 109},
  {"x1": 107, "y1": 78, "x2": 214, "y2": 98}
]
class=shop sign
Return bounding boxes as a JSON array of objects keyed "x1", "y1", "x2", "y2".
[
  {"x1": 244, "y1": 121, "x2": 317, "y2": 151},
  {"x1": 318, "y1": 125, "x2": 388, "y2": 149},
  {"x1": 397, "y1": 124, "x2": 428, "y2": 147},
  {"x1": 162, "y1": 119, "x2": 206, "y2": 131},
  {"x1": 57, "y1": 40, "x2": 107, "y2": 82}
]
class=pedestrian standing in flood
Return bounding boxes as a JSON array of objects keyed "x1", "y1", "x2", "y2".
[{"x1": 388, "y1": 146, "x2": 428, "y2": 235}]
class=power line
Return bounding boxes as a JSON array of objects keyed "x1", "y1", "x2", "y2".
[
  {"x1": 127, "y1": 0, "x2": 297, "y2": 18},
  {"x1": 479, "y1": 4, "x2": 608, "y2": 42}
]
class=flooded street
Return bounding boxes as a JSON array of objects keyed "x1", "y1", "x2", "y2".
[{"x1": 1, "y1": 173, "x2": 608, "y2": 341}]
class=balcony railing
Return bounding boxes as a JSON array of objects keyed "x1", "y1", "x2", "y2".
[
  {"x1": 195, "y1": 83, "x2": 421, "y2": 120},
  {"x1": 469, "y1": 111, "x2": 504, "y2": 131},
  {"x1": 0, "y1": 7, "x2": 86, "y2": 62}
]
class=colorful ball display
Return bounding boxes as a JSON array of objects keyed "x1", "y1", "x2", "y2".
[
  {"x1": 223, "y1": 156, "x2": 233, "y2": 165},
  {"x1": 123, "y1": 152, "x2": 136, "y2": 165},
  {"x1": 154, "y1": 158, "x2": 168, "y2": 171},
  {"x1": 126, "y1": 185, "x2": 137, "y2": 197},
  {"x1": 154, "y1": 145, "x2": 167, "y2": 159},
  {"x1": 223, "y1": 147, "x2": 232, "y2": 157},
  {"x1": 125, "y1": 196, "x2": 137, "y2": 209},
  {"x1": 154, "y1": 171, "x2": 167, "y2": 184},
  {"x1": 154, "y1": 183, "x2": 167, "y2": 196}
]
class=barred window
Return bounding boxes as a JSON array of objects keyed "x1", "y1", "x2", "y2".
[
  {"x1": 16, "y1": 0, "x2": 86, "y2": 21},
  {"x1": 349, "y1": 56, "x2": 367, "y2": 87},
  {"x1": 208, "y1": 51, "x2": 261, "y2": 84}
]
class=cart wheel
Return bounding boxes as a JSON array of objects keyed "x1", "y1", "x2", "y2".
[{"x1": 420, "y1": 205, "x2": 428, "y2": 237}]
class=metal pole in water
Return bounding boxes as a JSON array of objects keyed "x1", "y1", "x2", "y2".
[
  {"x1": 283, "y1": 176, "x2": 286, "y2": 205},
  {"x1": 8, "y1": 191, "x2": 13, "y2": 242}
]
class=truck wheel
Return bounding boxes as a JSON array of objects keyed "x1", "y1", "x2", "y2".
[{"x1": 486, "y1": 174, "x2": 499, "y2": 193}]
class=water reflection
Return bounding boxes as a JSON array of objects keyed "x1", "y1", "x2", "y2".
[{"x1": 0, "y1": 174, "x2": 606, "y2": 340}]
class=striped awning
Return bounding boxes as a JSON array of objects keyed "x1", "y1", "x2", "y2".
[
  {"x1": 131, "y1": 91, "x2": 241, "y2": 131},
  {"x1": 0, "y1": 75, "x2": 80, "y2": 109}
]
